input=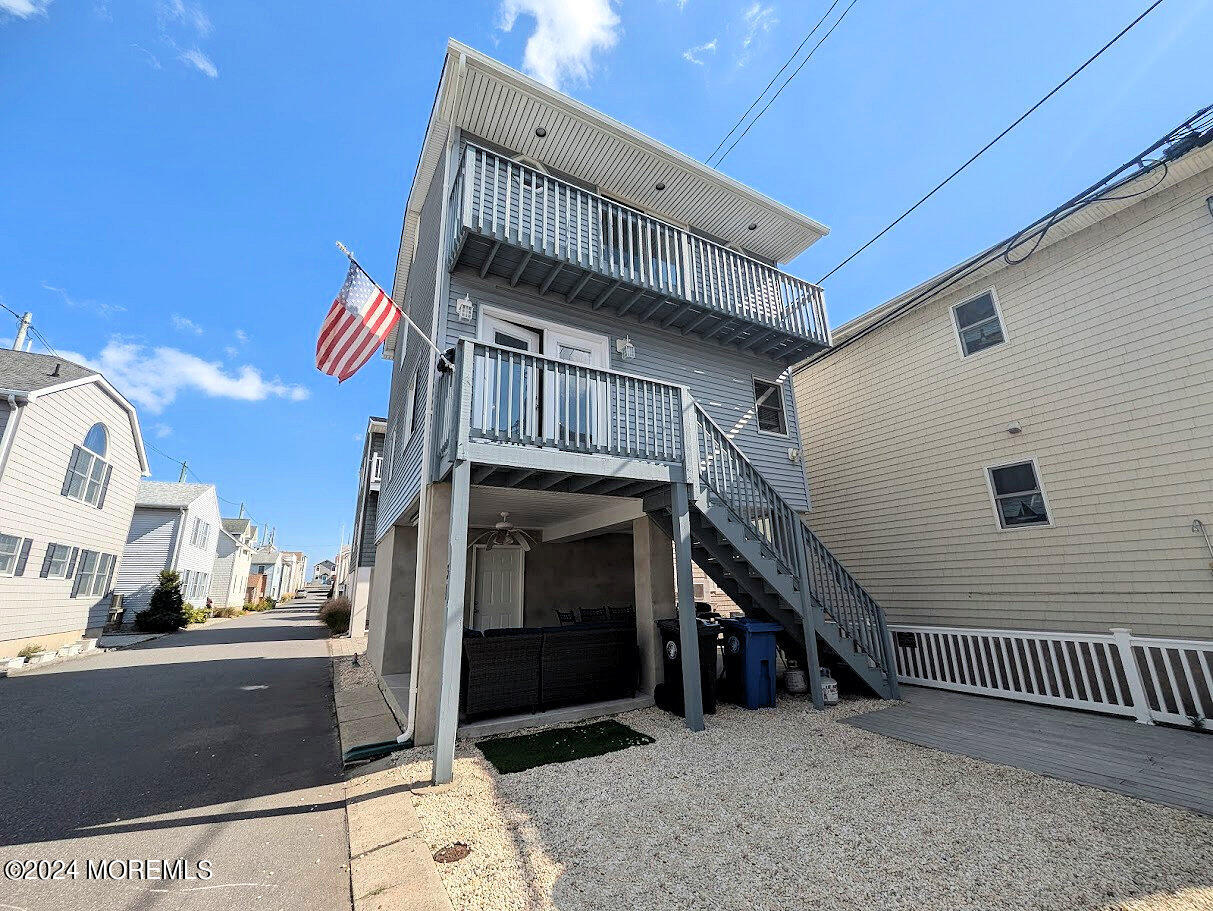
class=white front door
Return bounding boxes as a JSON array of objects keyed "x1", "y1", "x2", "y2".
[{"x1": 472, "y1": 545, "x2": 524, "y2": 631}]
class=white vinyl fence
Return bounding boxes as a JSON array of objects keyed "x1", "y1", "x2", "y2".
[{"x1": 889, "y1": 624, "x2": 1213, "y2": 729}]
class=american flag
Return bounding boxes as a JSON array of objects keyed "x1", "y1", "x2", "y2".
[{"x1": 315, "y1": 261, "x2": 400, "y2": 382}]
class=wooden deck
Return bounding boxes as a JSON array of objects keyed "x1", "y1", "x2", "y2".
[{"x1": 845, "y1": 685, "x2": 1213, "y2": 816}]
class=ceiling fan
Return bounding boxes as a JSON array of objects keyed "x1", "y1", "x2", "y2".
[{"x1": 469, "y1": 512, "x2": 537, "y2": 551}]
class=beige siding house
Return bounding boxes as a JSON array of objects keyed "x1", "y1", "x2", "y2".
[
  {"x1": 794, "y1": 133, "x2": 1213, "y2": 644},
  {"x1": 210, "y1": 518, "x2": 256, "y2": 609},
  {"x1": 0, "y1": 350, "x2": 149, "y2": 657}
]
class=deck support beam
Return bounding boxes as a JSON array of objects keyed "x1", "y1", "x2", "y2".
[
  {"x1": 432, "y1": 459, "x2": 471, "y2": 785},
  {"x1": 640, "y1": 298, "x2": 668, "y2": 321},
  {"x1": 539, "y1": 263, "x2": 563, "y2": 296},
  {"x1": 670, "y1": 480, "x2": 705, "y2": 732},
  {"x1": 680, "y1": 311, "x2": 714, "y2": 336},
  {"x1": 509, "y1": 252, "x2": 533, "y2": 287},
  {"x1": 592, "y1": 280, "x2": 622, "y2": 309},
  {"x1": 661, "y1": 303, "x2": 693, "y2": 329},
  {"x1": 617, "y1": 290, "x2": 645, "y2": 317},
  {"x1": 479, "y1": 241, "x2": 501, "y2": 279},
  {"x1": 471, "y1": 464, "x2": 496, "y2": 485},
  {"x1": 565, "y1": 272, "x2": 592, "y2": 303}
]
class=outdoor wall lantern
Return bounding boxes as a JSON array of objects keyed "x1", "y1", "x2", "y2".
[
  {"x1": 615, "y1": 336, "x2": 636, "y2": 359},
  {"x1": 455, "y1": 293, "x2": 475, "y2": 323}
]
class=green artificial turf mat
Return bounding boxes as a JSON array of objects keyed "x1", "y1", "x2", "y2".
[{"x1": 477, "y1": 719, "x2": 655, "y2": 774}]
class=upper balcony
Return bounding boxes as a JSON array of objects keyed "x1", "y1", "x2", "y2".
[{"x1": 446, "y1": 145, "x2": 830, "y2": 364}]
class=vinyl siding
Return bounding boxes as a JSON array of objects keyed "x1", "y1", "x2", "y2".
[
  {"x1": 378, "y1": 159, "x2": 448, "y2": 538},
  {"x1": 209, "y1": 536, "x2": 251, "y2": 608},
  {"x1": 0, "y1": 383, "x2": 142, "y2": 643},
  {"x1": 442, "y1": 272, "x2": 811, "y2": 510},
  {"x1": 793, "y1": 164, "x2": 1213, "y2": 640},
  {"x1": 113, "y1": 508, "x2": 179, "y2": 614}
]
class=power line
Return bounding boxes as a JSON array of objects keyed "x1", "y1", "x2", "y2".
[
  {"x1": 1, "y1": 303, "x2": 59, "y2": 356},
  {"x1": 711, "y1": 0, "x2": 861, "y2": 168},
  {"x1": 815, "y1": 0, "x2": 1166, "y2": 284},
  {"x1": 704, "y1": 0, "x2": 842, "y2": 166}
]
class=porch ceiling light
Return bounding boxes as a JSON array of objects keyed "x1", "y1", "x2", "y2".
[
  {"x1": 654, "y1": 181, "x2": 666, "y2": 191},
  {"x1": 747, "y1": 222, "x2": 758, "y2": 231},
  {"x1": 469, "y1": 513, "x2": 536, "y2": 552},
  {"x1": 534, "y1": 126, "x2": 547, "y2": 138}
]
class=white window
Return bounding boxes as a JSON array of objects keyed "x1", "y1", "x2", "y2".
[
  {"x1": 43, "y1": 543, "x2": 73, "y2": 579},
  {"x1": 0, "y1": 533, "x2": 22, "y2": 576},
  {"x1": 753, "y1": 379, "x2": 788, "y2": 435},
  {"x1": 953, "y1": 291, "x2": 1006, "y2": 357},
  {"x1": 987, "y1": 460, "x2": 1051, "y2": 529},
  {"x1": 62, "y1": 422, "x2": 111, "y2": 508},
  {"x1": 190, "y1": 517, "x2": 211, "y2": 549},
  {"x1": 73, "y1": 550, "x2": 114, "y2": 598}
]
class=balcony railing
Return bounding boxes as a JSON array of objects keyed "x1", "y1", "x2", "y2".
[
  {"x1": 434, "y1": 339, "x2": 685, "y2": 471},
  {"x1": 450, "y1": 144, "x2": 830, "y2": 353}
]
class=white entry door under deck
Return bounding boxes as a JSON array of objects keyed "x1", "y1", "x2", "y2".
[{"x1": 470, "y1": 544, "x2": 524, "y2": 631}]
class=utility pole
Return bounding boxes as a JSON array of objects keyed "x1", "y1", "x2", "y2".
[
  {"x1": 238, "y1": 501, "x2": 245, "y2": 518},
  {"x1": 178, "y1": 460, "x2": 189, "y2": 483},
  {"x1": 12, "y1": 312, "x2": 32, "y2": 351}
]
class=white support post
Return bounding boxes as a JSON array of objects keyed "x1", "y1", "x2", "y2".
[
  {"x1": 455, "y1": 338, "x2": 474, "y2": 461},
  {"x1": 1110, "y1": 627, "x2": 1154, "y2": 725},
  {"x1": 670, "y1": 480, "x2": 705, "y2": 732},
  {"x1": 432, "y1": 459, "x2": 472, "y2": 784}
]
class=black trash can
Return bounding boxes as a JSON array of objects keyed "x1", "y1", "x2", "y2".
[{"x1": 655, "y1": 616, "x2": 720, "y2": 715}]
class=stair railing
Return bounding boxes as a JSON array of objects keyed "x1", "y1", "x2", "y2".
[{"x1": 691, "y1": 403, "x2": 894, "y2": 680}]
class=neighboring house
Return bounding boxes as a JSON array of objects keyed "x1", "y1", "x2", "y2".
[
  {"x1": 209, "y1": 518, "x2": 256, "y2": 608},
  {"x1": 0, "y1": 349, "x2": 150, "y2": 658},
  {"x1": 793, "y1": 115, "x2": 1213, "y2": 723},
  {"x1": 114, "y1": 481, "x2": 221, "y2": 617},
  {"x1": 313, "y1": 559, "x2": 336, "y2": 585},
  {"x1": 366, "y1": 42, "x2": 897, "y2": 786},
  {"x1": 250, "y1": 545, "x2": 284, "y2": 601},
  {"x1": 246, "y1": 572, "x2": 267, "y2": 604},
  {"x1": 348, "y1": 416, "x2": 386, "y2": 634},
  {"x1": 280, "y1": 551, "x2": 308, "y2": 597},
  {"x1": 333, "y1": 544, "x2": 351, "y2": 596}
]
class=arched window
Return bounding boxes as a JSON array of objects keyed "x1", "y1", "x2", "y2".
[
  {"x1": 83, "y1": 423, "x2": 108, "y2": 457},
  {"x1": 62, "y1": 423, "x2": 112, "y2": 508}
]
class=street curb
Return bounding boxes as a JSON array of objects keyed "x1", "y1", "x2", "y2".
[{"x1": 329, "y1": 641, "x2": 453, "y2": 911}]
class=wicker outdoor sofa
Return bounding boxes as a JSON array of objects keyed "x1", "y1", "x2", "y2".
[{"x1": 461, "y1": 622, "x2": 639, "y2": 720}]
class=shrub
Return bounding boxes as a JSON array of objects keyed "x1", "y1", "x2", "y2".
[
  {"x1": 319, "y1": 596, "x2": 351, "y2": 635},
  {"x1": 17, "y1": 643, "x2": 45, "y2": 659},
  {"x1": 243, "y1": 597, "x2": 275, "y2": 613},
  {"x1": 135, "y1": 570, "x2": 188, "y2": 632},
  {"x1": 182, "y1": 602, "x2": 209, "y2": 624},
  {"x1": 214, "y1": 606, "x2": 242, "y2": 619}
]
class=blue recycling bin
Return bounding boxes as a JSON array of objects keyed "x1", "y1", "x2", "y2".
[{"x1": 720, "y1": 617, "x2": 781, "y2": 708}]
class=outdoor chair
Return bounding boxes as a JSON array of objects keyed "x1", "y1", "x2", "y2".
[
  {"x1": 556, "y1": 609, "x2": 577, "y2": 625},
  {"x1": 608, "y1": 606, "x2": 636, "y2": 624},
  {"x1": 579, "y1": 607, "x2": 608, "y2": 623}
]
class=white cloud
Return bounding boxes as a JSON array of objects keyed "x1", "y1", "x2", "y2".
[
  {"x1": 224, "y1": 345, "x2": 238, "y2": 357},
  {"x1": 153, "y1": 422, "x2": 173, "y2": 438},
  {"x1": 737, "y1": 2, "x2": 777, "y2": 66},
  {"x1": 178, "y1": 48, "x2": 217, "y2": 78},
  {"x1": 161, "y1": 0, "x2": 210, "y2": 37},
  {"x1": 171, "y1": 313, "x2": 204, "y2": 334},
  {"x1": 234, "y1": 328, "x2": 248, "y2": 343},
  {"x1": 62, "y1": 339, "x2": 310, "y2": 414},
  {"x1": 132, "y1": 43, "x2": 162, "y2": 69},
  {"x1": 682, "y1": 38, "x2": 717, "y2": 65},
  {"x1": 0, "y1": 0, "x2": 52, "y2": 20},
  {"x1": 497, "y1": 0, "x2": 619, "y2": 90},
  {"x1": 42, "y1": 281, "x2": 125, "y2": 318}
]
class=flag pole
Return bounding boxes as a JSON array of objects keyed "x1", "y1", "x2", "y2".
[{"x1": 336, "y1": 242, "x2": 452, "y2": 369}]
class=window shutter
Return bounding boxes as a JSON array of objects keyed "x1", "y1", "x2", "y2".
[
  {"x1": 66, "y1": 547, "x2": 79, "y2": 577},
  {"x1": 14, "y1": 538, "x2": 32, "y2": 576},
  {"x1": 70, "y1": 555, "x2": 86, "y2": 598},
  {"x1": 103, "y1": 554, "x2": 116, "y2": 593},
  {"x1": 39, "y1": 544, "x2": 55, "y2": 578},
  {"x1": 61, "y1": 446, "x2": 82, "y2": 496},
  {"x1": 96, "y1": 464, "x2": 114, "y2": 509}
]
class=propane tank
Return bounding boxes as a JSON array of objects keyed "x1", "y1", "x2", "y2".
[
  {"x1": 820, "y1": 669, "x2": 839, "y2": 705},
  {"x1": 784, "y1": 659, "x2": 808, "y2": 695}
]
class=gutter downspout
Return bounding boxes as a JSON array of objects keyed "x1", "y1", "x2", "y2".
[{"x1": 0, "y1": 393, "x2": 26, "y2": 483}]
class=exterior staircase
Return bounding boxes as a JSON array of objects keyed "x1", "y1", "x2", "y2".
[{"x1": 645, "y1": 403, "x2": 898, "y2": 700}]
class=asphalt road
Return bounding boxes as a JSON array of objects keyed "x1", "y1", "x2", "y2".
[{"x1": 0, "y1": 601, "x2": 351, "y2": 911}]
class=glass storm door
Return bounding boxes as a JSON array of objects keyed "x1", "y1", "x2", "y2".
[
  {"x1": 478, "y1": 316, "x2": 541, "y2": 440},
  {"x1": 543, "y1": 330, "x2": 609, "y2": 451}
]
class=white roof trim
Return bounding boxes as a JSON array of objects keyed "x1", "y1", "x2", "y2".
[{"x1": 5, "y1": 372, "x2": 151, "y2": 475}]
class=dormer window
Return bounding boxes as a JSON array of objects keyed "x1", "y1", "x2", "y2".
[{"x1": 62, "y1": 423, "x2": 112, "y2": 508}]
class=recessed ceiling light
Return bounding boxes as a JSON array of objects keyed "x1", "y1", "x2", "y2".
[
  {"x1": 654, "y1": 181, "x2": 666, "y2": 191},
  {"x1": 534, "y1": 126, "x2": 547, "y2": 138},
  {"x1": 747, "y1": 222, "x2": 758, "y2": 231}
]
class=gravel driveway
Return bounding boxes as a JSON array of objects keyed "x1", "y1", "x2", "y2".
[{"x1": 397, "y1": 700, "x2": 1213, "y2": 911}]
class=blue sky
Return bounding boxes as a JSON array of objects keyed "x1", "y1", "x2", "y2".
[{"x1": 2, "y1": 0, "x2": 1209, "y2": 559}]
